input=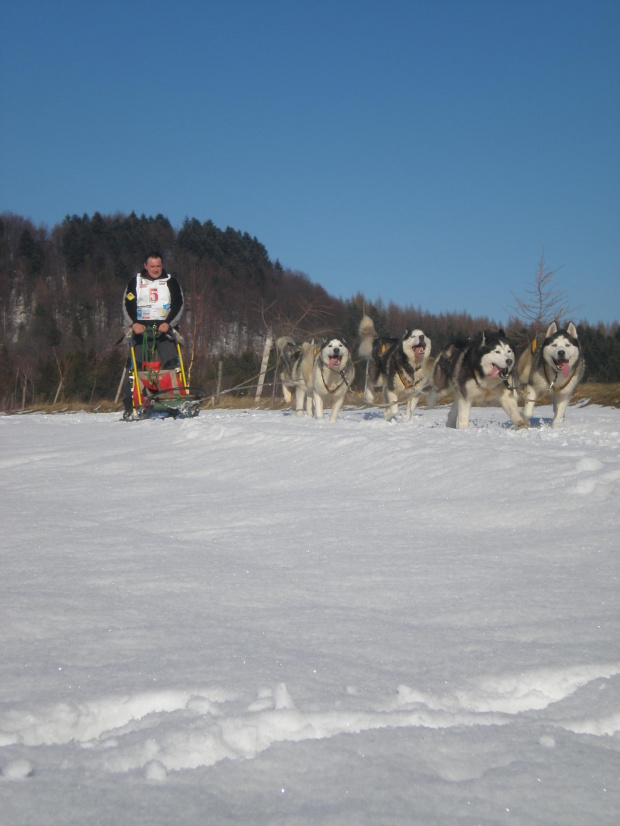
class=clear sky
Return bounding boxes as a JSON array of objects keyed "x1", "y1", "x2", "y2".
[{"x1": 2, "y1": 0, "x2": 618, "y2": 324}]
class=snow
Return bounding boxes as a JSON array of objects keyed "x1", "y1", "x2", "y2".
[{"x1": 1, "y1": 402, "x2": 619, "y2": 825}]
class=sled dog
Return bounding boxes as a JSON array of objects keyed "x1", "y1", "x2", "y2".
[
  {"x1": 276, "y1": 336, "x2": 312, "y2": 416},
  {"x1": 517, "y1": 321, "x2": 585, "y2": 427},
  {"x1": 427, "y1": 329, "x2": 528, "y2": 429},
  {"x1": 304, "y1": 336, "x2": 355, "y2": 423},
  {"x1": 358, "y1": 315, "x2": 433, "y2": 420}
]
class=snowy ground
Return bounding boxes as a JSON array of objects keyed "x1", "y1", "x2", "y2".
[{"x1": 1, "y1": 401, "x2": 619, "y2": 825}]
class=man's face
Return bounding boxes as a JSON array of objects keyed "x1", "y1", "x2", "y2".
[{"x1": 144, "y1": 257, "x2": 163, "y2": 278}]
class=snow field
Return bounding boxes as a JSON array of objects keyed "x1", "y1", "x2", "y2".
[{"x1": 0, "y1": 403, "x2": 619, "y2": 824}]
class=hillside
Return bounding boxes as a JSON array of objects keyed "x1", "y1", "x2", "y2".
[{"x1": 1, "y1": 211, "x2": 619, "y2": 411}]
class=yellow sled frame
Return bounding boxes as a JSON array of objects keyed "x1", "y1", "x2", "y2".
[{"x1": 129, "y1": 339, "x2": 200, "y2": 419}]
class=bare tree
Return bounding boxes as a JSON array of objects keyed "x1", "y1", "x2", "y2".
[
  {"x1": 508, "y1": 248, "x2": 580, "y2": 343},
  {"x1": 184, "y1": 264, "x2": 209, "y2": 385},
  {"x1": 258, "y1": 295, "x2": 335, "y2": 342}
]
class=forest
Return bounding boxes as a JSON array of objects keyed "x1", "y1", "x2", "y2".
[{"x1": 1, "y1": 211, "x2": 619, "y2": 409}]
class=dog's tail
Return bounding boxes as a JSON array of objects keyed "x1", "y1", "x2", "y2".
[
  {"x1": 276, "y1": 336, "x2": 297, "y2": 355},
  {"x1": 515, "y1": 347, "x2": 533, "y2": 386},
  {"x1": 358, "y1": 315, "x2": 377, "y2": 359}
]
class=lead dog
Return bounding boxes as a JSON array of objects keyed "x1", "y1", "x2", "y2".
[
  {"x1": 303, "y1": 336, "x2": 355, "y2": 423},
  {"x1": 276, "y1": 336, "x2": 312, "y2": 416},
  {"x1": 517, "y1": 321, "x2": 585, "y2": 427},
  {"x1": 358, "y1": 315, "x2": 433, "y2": 420},
  {"x1": 427, "y1": 329, "x2": 528, "y2": 429}
]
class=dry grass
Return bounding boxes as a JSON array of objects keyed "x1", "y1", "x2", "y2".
[
  {"x1": 572, "y1": 382, "x2": 620, "y2": 409},
  {"x1": 347, "y1": 383, "x2": 620, "y2": 411},
  {"x1": 4, "y1": 382, "x2": 619, "y2": 416}
]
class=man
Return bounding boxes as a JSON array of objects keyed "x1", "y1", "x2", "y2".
[{"x1": 121, "y1": 252, "x2": 184, "y2": 417}]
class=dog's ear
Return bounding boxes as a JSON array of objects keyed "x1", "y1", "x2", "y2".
[
  {"x1": 567, "y1": 321, "x2": 578, "y2": 339},
  {"x1": 498, "y1": 328, "x2": 505, "y2": 337},
  {"x1": 546, "y1": 321, "x2": 558, "y2": 338}
]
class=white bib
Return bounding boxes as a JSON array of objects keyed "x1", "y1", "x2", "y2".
[{"x1": 135, "y1": 277, "x2": 171, "y2": 321}]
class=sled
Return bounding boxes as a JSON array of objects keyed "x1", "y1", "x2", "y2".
[{"x1": 126, "y1": 337, "x2": 205, "y2": 420}]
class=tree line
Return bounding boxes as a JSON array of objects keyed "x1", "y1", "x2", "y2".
[{"x1": 1, "y1": 211, "x2": 618, "y2": 409}]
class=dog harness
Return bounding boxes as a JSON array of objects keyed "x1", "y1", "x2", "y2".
[
  {"x1": 543, "y1": 362, "x2": 576, "y2": 392},
  {"x1": 395, "y1": 362, "x2": 421, "y2": 390},
  {"x1": 319, "y1": 362, "x2": 351, "y2": 394}
]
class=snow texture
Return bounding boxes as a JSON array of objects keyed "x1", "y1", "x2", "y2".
[{"x1": 0, "y1": 402, "x2": 619, "y2": 824}]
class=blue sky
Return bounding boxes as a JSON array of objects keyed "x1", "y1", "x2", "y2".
[{"x1": 2, "y1": 0, "x2": 618, "y2": 324}]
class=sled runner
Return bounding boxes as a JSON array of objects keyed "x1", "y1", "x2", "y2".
[{"x1": 125, "y1": 330, "x2": 204, "y2": 420}]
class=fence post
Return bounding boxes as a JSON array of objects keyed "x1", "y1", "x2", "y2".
[
  {"x1": 215, "y1": 360, "x2": 223, "y2": 404},
  {"x1": 255, "y1": 333, "x2": 273, "y2": 404},
  {"x1": 115, "y1": 367, "x2": 126, "y2": 404}
]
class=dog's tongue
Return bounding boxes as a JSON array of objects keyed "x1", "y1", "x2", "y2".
[
  {"x1": 328, "y1": 357, "x2": 340, "y2": 369},
  {"x1": 486, "y1": 365, "x2": 501, "y2": 378},
  {"x1": 559, "y1": 361, "x2": 570, "y2": 378},
  {"x1": 414, "y1": 346, "x2": 425, "y2": 358}
]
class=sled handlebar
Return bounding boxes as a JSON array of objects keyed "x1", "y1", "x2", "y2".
[{"x1": 131, "y1": 323, "x2": 179, "y2": 341}]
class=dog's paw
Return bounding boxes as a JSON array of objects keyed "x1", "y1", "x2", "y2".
[{"x1": 515, "y1": 419, "x2": 530, "y2": 429}]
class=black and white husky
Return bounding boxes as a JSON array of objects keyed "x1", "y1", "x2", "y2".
[
  {"x1": 276, "y1": 336, "x2": 312, "y2": 416},
  {"x1": 427, "y1": 329, "x2": 528, "y2": 429},
  {"x1": 517, "y1": 321, "x2": 585, "y2": 427},
  {"x1": 304, "y1": 336, "x2": 355, "y2": 423},
  {"x1": 358, "y1": 315, "x2": 432, "y2": 420}
]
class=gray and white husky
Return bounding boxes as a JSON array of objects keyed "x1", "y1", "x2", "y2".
[
  {"x1": 276, "y1": 336, "x2": 312, "y2": 416},
  {"x1": 358, "y1": 315, "x2": 433, "y2": 420},
  {"x1": 304, "y1": 336, "x2": 355, "y2": 423},
  {"x1": 427, "y1": 329, "x2": 528, "y2": 429},
  {"x1": 517, "y1": 321, "x2": 585, "y2": 427}
]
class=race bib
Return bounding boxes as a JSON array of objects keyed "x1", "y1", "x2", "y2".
[{"x1": 135, "y1": 277, "x2": 171, "y2": 321}]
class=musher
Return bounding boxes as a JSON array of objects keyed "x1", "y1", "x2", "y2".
[{"x1": 121, "y1": 252, "x2": 184, "y2": 418}]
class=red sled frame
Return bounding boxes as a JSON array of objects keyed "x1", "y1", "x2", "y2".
[{"x1": 129, "y1": 342, "x2": 204, "y2": 419}]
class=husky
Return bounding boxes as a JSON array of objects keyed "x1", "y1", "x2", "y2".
[
  {"x1": 303, "y1": 336, "x2": 355, "y2": 423},
  {"x1": 276, "y1": 336, "x2": 312, "y2": 416},
  {"x1": 517, "y1": 321, "x2": 585, "y2": 427},
  {"x1": 427, "y1": 329, "x2": 528, "y2": 429},
  {"x1": 358, "y1": 315, "x2": 433, "y2": 420}
]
